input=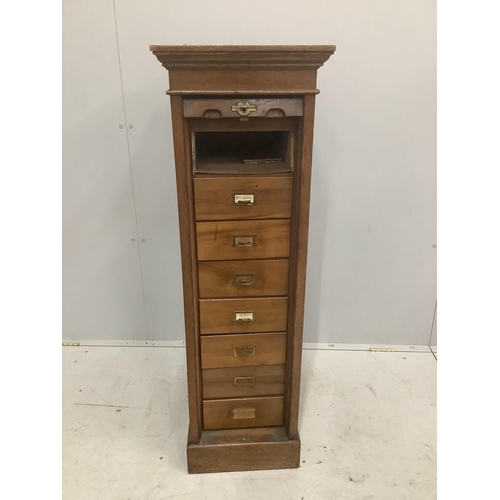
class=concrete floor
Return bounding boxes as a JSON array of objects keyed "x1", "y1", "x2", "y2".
[{"x1": 63, "y1": 346, "x2": 436, "y2": 500}]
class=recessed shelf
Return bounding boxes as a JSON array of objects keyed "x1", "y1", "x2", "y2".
[{"x1": 192, "y1": 131, "x2": 293, "y2": 175}]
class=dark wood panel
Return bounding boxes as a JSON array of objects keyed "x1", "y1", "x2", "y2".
[
  {"x1": 169, "y1": 90, "x2": 319, "y2": 96},
  {"x1": 194, "y1": 175, "x2": 293, "y2": 221},
  {"x1": 196, "y1": 219, "x2": 290, "y2": 261},
  {"x1": 170, "y1": 96, "x2": 202, "y2": 444},
  {"x1": 198, "y1": 259, "x2": 289, "y2": 298},
  {"x1": 187, "y1": 426, "x2": 300, "y2": 473},
  {"x1": 202, "y1": 365, "x2": 285, "y2": 399},
  {"x1": 169, "y1": 69, "x2": 318, "y2": 93},
  {"x1": 284, "y1": 95, "x2": 316, "y2": 440},
  {"x1": 189, "y1": 117, "x2": 296, "y2": 132},
  {"x1": 150, "y1": 45, "x2": 336, "y2": 73},
  {"x1": 184, "y1": 98, "x2": 303, "y2": 118},
  {"x1": 194, "y1": 425, "x2": 290, "y2": 444},
  {"x1": 199, "y1": 297, "x2": 288, "y2": 335},
  {"x1": 200, "y1": 332, "x2": 286, "y2": 369},
  {"x1": 203, "y1": 396, "x2": 284, "y2": 430}
]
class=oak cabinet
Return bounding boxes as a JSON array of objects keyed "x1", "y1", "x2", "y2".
[{"x1": 150, "y1": 45, "x2": 335, "y2": 473}]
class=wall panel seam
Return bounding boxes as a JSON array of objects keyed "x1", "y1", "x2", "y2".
[
  {"x1": 428, "y1": 301, "x2": 437, "y2": 347},
  {"x1": 112, "y1": 0, "x2": 149, "y2": 338}
]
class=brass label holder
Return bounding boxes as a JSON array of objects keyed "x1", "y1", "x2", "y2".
[
  {"x1": 232, "y1": 234, "x2": 257, "y2": 248},
  {"x1": 232, "y1": 273, "x2": 256, "y2": 286},
  {"x1": 233, "y1": 193, "x2": 255, "y2": 205},
  {"x1": 233, "y1": 346, "x2": 256, "y2": 357},
  {"x1": 233, "y1": 376, "x2": 255, "y2": 387},
  {"x1": 232, "y1": 407, "x2": 256, "y2": 419},
  {"x1": 234, "y1": 311, "x2": 255, "y2": 322}
]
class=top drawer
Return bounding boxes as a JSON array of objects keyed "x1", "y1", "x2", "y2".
[
  {"x1": 183, "y1": 98, "x2": 303, "y2": 119},
  {"x1": 194, "y1": 176, "x2": 292, "y2": 221}
]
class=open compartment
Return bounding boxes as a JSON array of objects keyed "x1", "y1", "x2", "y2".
[{"x1": 191, "y1": 130, "x2": 294, "y2": 175}]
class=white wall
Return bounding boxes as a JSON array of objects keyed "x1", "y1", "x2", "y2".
[{"x1": 63, "y1": 0, "x2": 436, "y2": 344}]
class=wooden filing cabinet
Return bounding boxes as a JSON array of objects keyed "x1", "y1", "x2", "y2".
[{"x1": 150, "y1": 45, "x2": 335, "y2": 473}]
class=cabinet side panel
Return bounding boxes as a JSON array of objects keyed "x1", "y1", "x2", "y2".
[
  {"x1": 170, "y1": 96, "x2": 202, "y2": 443},
  {"x1": 285, "y1": 95, "x2": 316, "y2": 440}
]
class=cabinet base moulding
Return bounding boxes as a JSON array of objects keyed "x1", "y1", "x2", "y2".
[{"x1": 187, "y1": 426, "x2": 300, "y2": 474}]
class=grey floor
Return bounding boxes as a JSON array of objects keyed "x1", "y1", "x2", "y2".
[{"x1": 62, "y1": 346, "x2": 436, "y2": 500}]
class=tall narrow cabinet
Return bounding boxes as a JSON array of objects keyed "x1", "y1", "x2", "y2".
[{"x1": 150, "y1": 45, "x2": 335, "y2": 473}]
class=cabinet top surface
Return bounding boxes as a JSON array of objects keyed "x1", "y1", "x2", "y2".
[{"x1": 149, "y1": 45, "x2": 336, "y2": 52}]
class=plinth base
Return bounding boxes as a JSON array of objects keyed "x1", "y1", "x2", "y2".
[{"x1": 187, "y1": 426, "x2": 300, "y2": 474}]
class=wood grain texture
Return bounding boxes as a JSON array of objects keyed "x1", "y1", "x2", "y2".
[
  {"x1": 203, "y1": 396, "x2": 284, "y2": 430},
  {"x1": 169, "y1": 69, "x2": 317, "y2": 94},
  {"x1": 196, "y1": 219, "x2": 290, "y2": 261},
  {"x1": 183, "y1": 98, "x2": 303, "y2": 118},
  {"x1": 194, "y1": 175, "x2": 293, "y2": 221},
  {"x1": 150, "y1": 45, "x2": 336, "y2": 73},
  {"x1": 191, "y1": 125, "x2": 294, "y2": 175},
  {"x1": 195, "y1": 162, "x2": 291, "y2": 176},
  {"x1": 189, "y1": 117, "x2": 296, "y2": 133},
  {"x1": 187, "y1": 426, "x2": 300, "y2": 473},
  {"x1": 198, "y1": 259, "x2": 289, "y2": 298},
  {"x1": 168, "y1": 90, "x2": 320, "y2": 96},
  {"x1": 200, "y1": 332, "x2": 286, "y2": 369},
  {"x1": 199, "y1": 297, "x2": 288, "y2": 335},
  {"x1": 284, "y1": 95, "x2": 316, "y2": 440},
  {"x1": 169, "y1": 96, "x2": 202, "y2": 444},
  {"x1": 193, "y1": 425, "x2": 292, "y2": 445},
  {"x1": 202, "y1": 364, "x2": 285, "y2": 399}
]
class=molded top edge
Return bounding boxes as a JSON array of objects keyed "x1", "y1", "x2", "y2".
[
  {"x1": 150, "y1": 45, "x2": 336, "y2": 72},
  {"x1": 149, "y1": 45, "x2": 336, "y2": 52}
]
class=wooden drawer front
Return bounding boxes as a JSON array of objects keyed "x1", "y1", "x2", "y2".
[
  {"x1": 201, "y1": 332, "x2": 286, "y2": 369},
  {"x1": 194, "y1": 176, "x2": 292, "y2": 221},
  {"x1": 198, "y1": 259, "x2": 289, "y2": 298},
  {"x1": 202, "y1": 365, "x2": 285, "y2": 399},
  {"x1": 199, "y1": 297, "x2": 288, "y2": 335},
  {"x1": 196, "y1": 219, "x2": 290, "y2": 261},
  {"x1": 184, "y1": 98, "x2": 303, "y2": 118},
  {"x1": 203, "y1": 396, "x2": 284, "y2": 430}
]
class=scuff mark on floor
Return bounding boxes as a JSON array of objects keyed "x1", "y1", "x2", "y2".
[
  {"x1": 361, "y1": 383, "x2": 377, "y2": 397},
  {"x1": 74, "y1": 403, "x2": 147, "y2": 410}
]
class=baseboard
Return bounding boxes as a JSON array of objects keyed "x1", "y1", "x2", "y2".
[
  {"x1": 63, "y1": 339, "x2": 431, "y2": 352},
  {"x1": 62, "y1": 339, "x2": 186, "y2": 347},
  {"x1": 302, "y1": 343, "x2": 431, "y2": 353}
]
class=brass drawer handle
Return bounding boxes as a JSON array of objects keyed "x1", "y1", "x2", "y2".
[
  {"x1": 234, "y1": 311, "x2": 255, "y2": 322},
  {"x1": 233, "y1": 193, "x2": 255, "y2": 205},
  {"x1": 232, "y1": 273, "x2": 256, "y2": 286},
  {"x1": 232, "y1": 234, "x2": 257, "y2": 247},
  {"x1": 232, "y1": 407, "x2": 256, "y2": 419},
  {"x1": 233, "y1": 345, "x2": 255, "y2": 357},
  {"x1": 233, "y1": 376, "x2": 255, "y2": 387},
  {"x1": 231, "y1": 101, "x2": 257, "y2": 117}
]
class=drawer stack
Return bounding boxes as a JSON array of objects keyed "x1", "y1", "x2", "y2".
[{"x1": 195, "y1": 175, "x2": 293, "y2": 430}]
